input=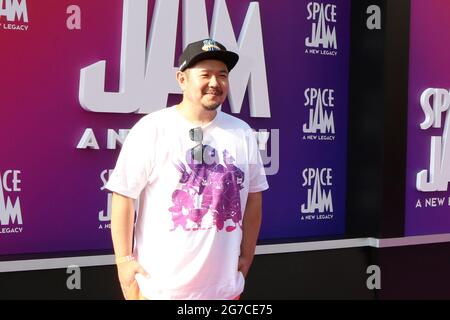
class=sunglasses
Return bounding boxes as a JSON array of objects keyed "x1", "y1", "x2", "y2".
[{"x1": 189, "y1": 127, "x2": 203, "y2": 163}]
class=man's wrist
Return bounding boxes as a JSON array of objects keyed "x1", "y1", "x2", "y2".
[{"x1": 115, "y1": 255, "x2": 135, "y2": 265}]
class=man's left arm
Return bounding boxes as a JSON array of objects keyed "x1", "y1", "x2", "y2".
[{"x1": 238, "y1": 191, "x2": 263, "y2": 278}]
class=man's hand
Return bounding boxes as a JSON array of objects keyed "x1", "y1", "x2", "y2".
[
  {"x1": 117, "y1": 260, "x2": 150, "y2": 300},
  {"x1": 111, "y1": 193, "x2": 148, "y2": 299},
  {"x1": 238, "y1": 255, "x2": 251, "y2": 278}
]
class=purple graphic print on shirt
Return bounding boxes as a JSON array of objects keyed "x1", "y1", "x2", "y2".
[{"x1": 169, "y1": 145, "x2": 244, "y2": 232}]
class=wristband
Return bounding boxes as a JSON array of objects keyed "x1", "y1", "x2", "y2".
[{"x1": 115, "y1": 255, "x2": 135, "y2": 265}]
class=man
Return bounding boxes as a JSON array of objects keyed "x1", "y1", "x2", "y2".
[{"x1": 106, "y1": 39, "x2": 269, "y2": 300}]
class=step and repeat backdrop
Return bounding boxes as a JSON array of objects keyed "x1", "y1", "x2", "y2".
[
  {"x1": 0, "y1": 0, "x2": 350, "y2": 257},
  {"x1": 405, "y1": 0, "x2": 450, "y2": 236}
]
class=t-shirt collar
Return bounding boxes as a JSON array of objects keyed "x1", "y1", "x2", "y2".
[{"x1": 172, "y1": 105, "x2": 221, "y2": 129}]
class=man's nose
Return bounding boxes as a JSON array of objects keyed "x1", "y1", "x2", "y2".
[{"x1": 208, "y1": 76, "x2": 219, "y2": 87}]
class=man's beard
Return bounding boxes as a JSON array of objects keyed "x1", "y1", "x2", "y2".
[
  {"x1": 201, "y1": 90, "x2": 223, "y2": 111},
  {"x1": 202, "y1": 102, "x2": 221, "y2": 111}
]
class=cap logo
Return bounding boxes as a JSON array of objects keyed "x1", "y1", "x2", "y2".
[{"x1": 202, "y1": 39, "x2": 221, "y2": 52}]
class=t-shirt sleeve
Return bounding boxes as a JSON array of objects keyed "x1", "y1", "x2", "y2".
[
  {"x1": 105, "y1": 120, "x2": 154, "y2": 199},
  {"x1": 247, "y1": 129, "x2": 269, "y2": 193}
]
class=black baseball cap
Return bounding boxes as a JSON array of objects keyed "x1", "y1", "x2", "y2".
[{"x1": 178, "y1": 39, "x2": 239, "y2": 72}]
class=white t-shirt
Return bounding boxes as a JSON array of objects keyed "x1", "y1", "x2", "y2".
[{"x1": 106, "y1": 106, "x2": 269, "y2": 300}]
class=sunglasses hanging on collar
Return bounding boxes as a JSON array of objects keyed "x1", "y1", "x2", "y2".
[{"x1": 189, "y1": 127, "x2": 203, "y2": 163}]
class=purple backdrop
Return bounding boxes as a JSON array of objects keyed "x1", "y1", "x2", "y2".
[
  {"x1": 405, "y1": 0, "x2": 450, "y2": 235},
  {"x1": 0, "y1": 0, "x2": 350, "y2": 255}
]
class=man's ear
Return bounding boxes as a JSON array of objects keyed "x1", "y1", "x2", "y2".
[{"x1": 176, "y1": 70, "x2": 188, "y2": 91}]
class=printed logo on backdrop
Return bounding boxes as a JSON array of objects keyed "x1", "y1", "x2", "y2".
[
  {"x1": 98, "y1": 169, "x2": 139, "y2": 231},
  {"x1": 0, "y1": 0, "x2": 30, "y2": 31},
  {"x1": 300, "y1": 168, "x2": 334, "y2": 221},
  {"x1": 414, "y1": 88, "x2": 450, "y2": 209},
  {"x1": 302, "y1": 87, "x2": 335, "y2": 141},
  {"x1": 98, "y1": 169, "x2": 113, "y2": 230},
  {"x1": 0, "y1": 170, "x2": 23, "y2": 234},
  {"x1": 305, "y1": 1, "x2": 338, "y2": 56},
  {"x1": 78, "y1": 0, "x2": 270, "y2": 117}
]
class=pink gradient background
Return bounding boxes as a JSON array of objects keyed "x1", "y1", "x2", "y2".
[
  {"x1": 405, "y1": 0, "x2": 450, "y2": 235},
  {"x1": 1, "y1": 0, "x2": 350, "y2": 255}
]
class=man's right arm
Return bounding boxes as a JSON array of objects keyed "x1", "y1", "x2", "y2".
[
  {"x1": 111, "y1": 192, "x2": 149, "y2": 299},
  {"x1": 111, "y1": 192, "x2": 135, "y2": 259}
]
